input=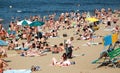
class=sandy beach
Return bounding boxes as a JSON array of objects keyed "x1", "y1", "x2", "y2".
[{"x1": 3, "y1": 18, "x2": 120, "y2": 73}]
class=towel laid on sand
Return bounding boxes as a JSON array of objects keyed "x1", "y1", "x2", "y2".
[{"x1": 3, "y1": 69, "x2": 31, "y2": 73}]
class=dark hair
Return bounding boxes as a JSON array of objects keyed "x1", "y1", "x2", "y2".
[
  {"x1": 15, "y1": 39, "x2": 18, "y2": 41},
  {"x1": 46, "y1": 44, "x2": 49, "y2": 46},
  {"x1": 62, "y1": 53, "x2": 67, "y2": 61},
  {"x1": 22, "y1": 43, "x2": 25, "y2": 47},
  {"x1": 35, "y1": 36, "x2": 38, "y2": 39},
  {"x1": 11, "y1": 40, "x2": 13, "y2": 43},
  {"x1": 70, "y1": 37, "x2": 74, "y2": 41},
  {"x1": 65, "y1": 44, "x2": 68, "y2": 48},
  {"x1": 9, "y1": 25, "x2": 11, "y2": 27},
  {"x1": 54, "y1": 45, "x2": 57, "y2": 47},
  {"x1": 32, "y1": 43, "x2": 36, "y2": 48},
  {"x1": 59, "y1": 43, "x2": 63, "y2": 46},
  {"x1": 52, "y1": 30, "x2": 55, "y2": 32}
]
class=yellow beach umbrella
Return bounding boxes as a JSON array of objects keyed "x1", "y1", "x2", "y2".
[{"x1": 86, "y1": 17, "x2": 99, "y2": 23}]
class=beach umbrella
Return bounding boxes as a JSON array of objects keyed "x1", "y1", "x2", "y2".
[
  {"x1": 30, "y1": 21, "x2": 45, "y2": 27},
  {"x1": 17, "y1": 20, "x2": 32, "y2": 26},
  {"x1": 0, "y1": 40, "x2": 8, "y2": 46},
  {"x1": 86, "y1": 17, "x2": 99, "y2": 23}
]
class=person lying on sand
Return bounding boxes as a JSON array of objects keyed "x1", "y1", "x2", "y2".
[
  {"x1": 0, "y1": 59, "x2": 8, "y2": 73},
  {"x1": 20, "y1": 49, "x2": 47, "y2": 57},
  {"x1": 51, "y1": 53, "x2": 75, "y2": 67},
  {"x1": 3, "y1": 65, "x2": 40, "y2": 73}
]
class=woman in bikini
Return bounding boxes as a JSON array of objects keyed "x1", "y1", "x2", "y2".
[{"x1": 52, "y1": 53, "x2": 71, "y2": 66}]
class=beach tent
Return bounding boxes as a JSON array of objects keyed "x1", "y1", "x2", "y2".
[{"x1": 17, "y1": 20, "x2": 32, "y2": 26}]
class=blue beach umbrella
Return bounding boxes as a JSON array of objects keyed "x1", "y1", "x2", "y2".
[
  {"x1": 17, "y1": 20, "x2": 32, "y2": 26},
  {"x1": 30, "y1": 21, "x2": 45, "y2": 27},
  {"x1": 0, "y1": 40, "x2": 8, "y2": 46}
]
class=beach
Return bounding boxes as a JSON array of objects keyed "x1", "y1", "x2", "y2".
[
  {"x1": 0, "y1": 8, "x2": 120, "y2": 73},
  {"x1": 5, "y1": 25, "x2": 120, "y2": 73}
]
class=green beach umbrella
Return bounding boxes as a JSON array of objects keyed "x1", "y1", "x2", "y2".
[
  {"x1": 30, "y1": 21, "x2": 45, "y2": 27},
  {"x1": 17, "y1": 20, "x2": 32, "y2": 26}
]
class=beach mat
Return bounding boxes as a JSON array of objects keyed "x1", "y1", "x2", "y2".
[{"x1": 3, "y1": 69, "x2": 31, "y2": 73}]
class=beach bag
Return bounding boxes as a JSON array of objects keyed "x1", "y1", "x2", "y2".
[
  {"x1": 71, "y1": 61, "x2": 75, "y2": 65},
  {"x1": 34, "y1": 66, "x2": 40, "y2": 71},
  {"x1": 63, "y1": 34, "x2": 67, "y2": 37}
]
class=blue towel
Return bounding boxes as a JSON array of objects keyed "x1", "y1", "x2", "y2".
[
  {"x1": 3, "y1": 69, "x2": 32, "y2": 73},
  {"x1": 0, "y1": 40, "x2": 8, "y2": 46},
  {"x1": 103, "y1": 35, "x2": 112, "y2": 46}
]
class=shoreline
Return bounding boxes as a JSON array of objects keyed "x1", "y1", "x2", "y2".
[{"x1": 1, "y1": 8, "x2": 120, "y2": 30}]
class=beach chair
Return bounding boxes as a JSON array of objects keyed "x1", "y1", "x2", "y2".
[
  {"x1": 92, "y1": 41, "x2": 120, "y2": 64},
  {"x1": 92, "y1": 44, "x2": 114, "y2": 64},
  {"x1": 95, "y1": 47, "x2": 120, "y2": 68},
  {"x1": 107, "y1": 47, "x2": 120, "y2": 68},
  {"x1": 92, "y1": 41, "x2": 120, "y2": 66}
]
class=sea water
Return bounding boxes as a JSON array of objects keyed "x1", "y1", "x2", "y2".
[{"x1": 0, "y1": 0, "x2": 120, "y2": 29}]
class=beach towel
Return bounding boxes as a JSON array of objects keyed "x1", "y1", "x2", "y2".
[
  {"x1": 112, "y1": 33, "x2": 118, "y2": 43},
  {"x1": 103, "y1": 35, "x2": 112, "y2": 46},
  {"x1": 82, "y1": 42, "x2": 101, "y2": 46},
  {"x1": 104, "y1": 28, "x2": 113, "y2": 31},
  {"x1": 3, "y1": 69, "x2": 31, "y2": 73},
  {"x1": 0, "y1": 40, "x2": 8, "y2": 46}
]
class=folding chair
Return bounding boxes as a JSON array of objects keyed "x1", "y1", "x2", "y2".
[{"x1": 107, "y1": 47, "x2": 120, "y2": 68}]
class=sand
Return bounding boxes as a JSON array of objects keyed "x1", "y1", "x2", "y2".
[{"x1": 3, "y1": 16, "x2": 120, "y2": 73}]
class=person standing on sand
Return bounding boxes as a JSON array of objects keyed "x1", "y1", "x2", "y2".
[
  {"x1": 106, "y1": 15, "x2": 112, "y2": 27},
  {"x1": 65, "y1": 37, "x2": 74, "y2": 59}
]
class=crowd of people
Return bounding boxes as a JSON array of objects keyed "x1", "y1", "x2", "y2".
[{"x1": 0, "y1": 8, "x2": 120, "y2": 72}]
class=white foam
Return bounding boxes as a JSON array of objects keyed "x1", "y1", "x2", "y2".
[
  {"x1": 9, "y1": 5, "x2": 12, "y2": 8},
  {"x1": 17, "y1": 10, "x2": 22, "y2": 13}
]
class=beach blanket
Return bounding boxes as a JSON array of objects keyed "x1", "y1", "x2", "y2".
[
  {"x1": 8, "y1": 54, "x2": 17, "y2": 57},
  {"x1": 82, "y1": 42, "x2": 100, "y2": 46},
  {"x1": 104, "y1": 28, "x2": 113, "y2": 31},
  {"x1": 3, "y1": 69, "x2": 31, "y2": 73}
]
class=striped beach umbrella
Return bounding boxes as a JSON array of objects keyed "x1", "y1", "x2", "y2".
[{"x1": 17, "y1": 20, "x2": 32, "y2": 26}]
